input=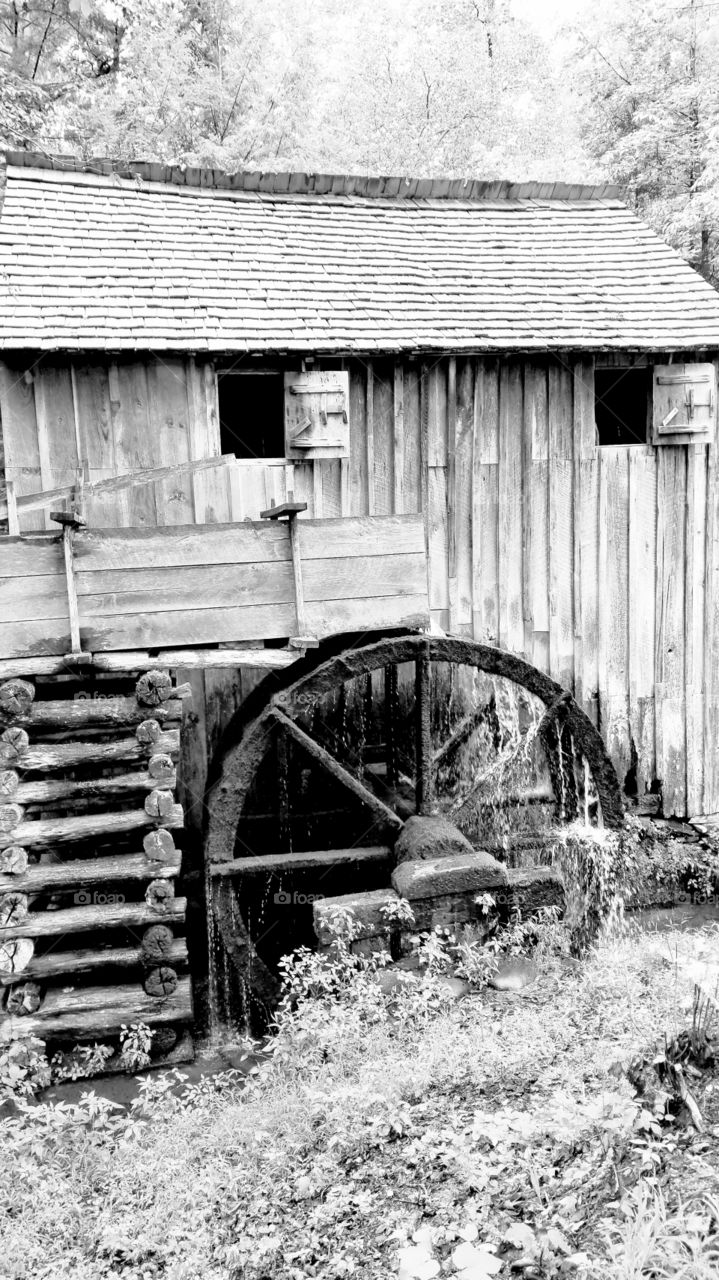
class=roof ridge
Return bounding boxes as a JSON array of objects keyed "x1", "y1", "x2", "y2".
[{"x1": 2, "y1": 149, "x2": 622, "y2": 203}]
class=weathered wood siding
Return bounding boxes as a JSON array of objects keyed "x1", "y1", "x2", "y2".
[{"x1": 1, "y1": 351, "x2": 717, "y2": 818}]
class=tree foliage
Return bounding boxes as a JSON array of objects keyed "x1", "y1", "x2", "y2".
[
  {"x1": 0, "y1": 0, "x2": 584, "y2": 177},
  {"x1": 3, "y1": 0, "x2": 719, "y2": 281},
  {"x1": 568, "y1": 0, "x2": 719, "y2": 281}
]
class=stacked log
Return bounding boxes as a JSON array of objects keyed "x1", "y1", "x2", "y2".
[{"x1": 0, "y1": 672, "x2": 193, "y2": 1057}]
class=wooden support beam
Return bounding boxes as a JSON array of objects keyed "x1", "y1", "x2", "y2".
[
  {"x1": 0, "y1": 802, "x2": 183, "y2": 851},
  {"x1": 0, "y1": 977, "x2": 193, "y2": 1043},
  {"x1": 0, "y1": 896, "x2": 187, "y2": 940},
  {"x1": 0, "y1": 454, "x2": 236, "y2": 521},
  {"x1": 210, "y1": 845, "x2": 392, "y2": 877},
  {"x1": 269, "y1": 707, "x2": 403, "y2": 833},
  {"x1": 0, "y1": 849, "x2": 181, "y2": 894},
  {"x1": 93, "y1": 648, "x2": 300, "y2": 673},
  {"x1": 0, "y1": 649, "x2": 300, "y2": 680}
]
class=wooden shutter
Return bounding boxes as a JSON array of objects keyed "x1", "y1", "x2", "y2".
[
  {"x1": 284, "y1": 371, "x2": 350, "y2": 460},
  {"x1": 652, "y1": 363, "x2": 716, "y2": 445}
]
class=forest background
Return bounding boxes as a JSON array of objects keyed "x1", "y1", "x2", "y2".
[{"x1": 1, "y1": 0, "x2": 717, "y2": 282}]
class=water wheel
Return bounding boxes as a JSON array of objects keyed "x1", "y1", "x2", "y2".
[{"x1": 205, "y1": 633, "x2": 622, "y2": 1031}]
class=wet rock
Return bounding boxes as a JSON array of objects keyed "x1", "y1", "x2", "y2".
[
  {"x1": 394, "y1": 815, "x2": 475, "y2": 865},
  {"x1": 488, "y1": 956, "x2": 538, "y2": 991},
  {"x1": 392, "y1": 850, "x2": 507, "y2": 900}
]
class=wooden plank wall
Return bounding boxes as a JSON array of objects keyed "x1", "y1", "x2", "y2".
[
  {"x1": 1, "y1": 352, "x2": 718, "y2": 818},
  {"x1": 327, "y1": 355, "x2": 715, "y2": 820}
]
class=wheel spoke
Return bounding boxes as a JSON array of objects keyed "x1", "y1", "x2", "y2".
[
  {"x1": 415, "y1": 645, "x2": 432, "y2": 814},
  {"x1": 384, "y1": 663, "x2": 399, "y2": 787},
  {"x1": 269, "y1": 706, "x2": 403, "y2": 832}
]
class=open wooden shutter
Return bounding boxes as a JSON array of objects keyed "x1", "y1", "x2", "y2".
[
  {"x1": 652, "y1": 363, "x2": 716, "y2": 444},
  {"x1": 284, "y1": 371, "x2": 350, "y2": 460}
]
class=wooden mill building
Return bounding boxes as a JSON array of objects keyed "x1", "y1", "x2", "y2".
[{"x1": 0, "y1": 151, "x2": 719, "y2": 1046}]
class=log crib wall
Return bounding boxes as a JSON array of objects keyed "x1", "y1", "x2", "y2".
[{"x1": 0, "y1": 671, "x2": 193, "y2": 1057}]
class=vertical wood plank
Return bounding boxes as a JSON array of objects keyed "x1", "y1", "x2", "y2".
[
  {"x1": 110, "y1": 361, "x2": 157, "y2": 527},
  {"x1": 473, "y1": 358, "x2": 500, "y2": 643},
  {"x1": 548, "y1": 360, "x2": 574, "y2": 689},
  {"x1": 187, "y1": 358, "x2": 230, "y2": 524},
  {"x1": 655, "y1": 446, "x2": 687, "y2": 816},
  {"x1": 498, "y1": 360, "x2": 523, "y2": 653},
  {"x1": 447, "y1": 357, "x2": 457, "y2": 594},
  {"x1": 453, "y1": 359, "x2": 474, "y2": 634},
  {"x1": 72, "y1": 362, "x2": 126, "y2": 528},
  {"x1": 602, "y1": 448, "x2": 632, "y2": 790},
  {"x1": 526, "y1": 362, "x2": 549, "y2": 671},
  {"x1": 403, "y1": 363, "x2": 421, "y2": 515},
  {"x1": 685, "y1": 444, "x2": 707, "y2": 816},
  {"x1": 372, "y1": 360, "x2": 393, "y2": 516},
  {"x1": 348, "y1": 362, "x2": 367, "y2": 515},
  {"x1": 427, "y1": 363, "x2": 449, "y2": 626},
  {"x1": 147, "y1": 359, "x2": 194, "y2": 526},
  {"x1": 572, "y1": 358, "x2": 596, "y2": 704},
  {"x1": 33, "y1": 366, "x2": 79, "y2": 528},
  {"x1": 0, "y1": 361, "x2": 44, "y2": 531},
  {"x1": 366, "y1": 361, "x2": 375, "y2": 516},
  {"x1": 579, "y1": 453, "x2": 600, "y2": 726},
  {"x1": 393, "y1": 365, "x2": 405, "y2": 514},
  {"x1": 704, "y1": 412, "x2": 719, "y2": 814},
  {"x1": 312, "y1": 462, "x2": 323, "y2": 518},
  {"x1": 628, "y1": 449, "x2": 657, "y2": 799}
]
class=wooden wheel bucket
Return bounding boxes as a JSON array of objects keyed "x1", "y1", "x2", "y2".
[{"x1": 205, "y1": 633, "x2": 623, "y2": 1033}]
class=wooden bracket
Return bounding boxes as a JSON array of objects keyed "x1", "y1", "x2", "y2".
[
  {"x1": 260, "y1": 500, "x2": 318, "y2": 649},
  {"x1": 5, "y1": 483, "x2": 19, "y2": 537}
]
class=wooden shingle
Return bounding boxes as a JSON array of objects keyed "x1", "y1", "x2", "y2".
[{"x1": 1, "y1": 156, "x2": 718, "y2": 353}]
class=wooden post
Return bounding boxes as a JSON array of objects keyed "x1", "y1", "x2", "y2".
[
  {"x1": 50, "y1": 509, "x2": 89, "y2": 662},
  {"x1": 259, "y1": 500, "x2": 318, "y2": 649}
]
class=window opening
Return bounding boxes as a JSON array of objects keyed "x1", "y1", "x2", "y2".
[
  {"x1": 595, "y1": 368, "x2": 650, "y2": 446},
  {"x1": 218, "y1": 372, "x2": 285, "y2": 459}
]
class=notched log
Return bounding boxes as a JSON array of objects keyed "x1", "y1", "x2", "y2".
[
  {"x1": 136, "y1": 671, "x2": 173, "y2": 707},
  {"x1": 143, "y1": 966, "x2": 178, "y2": 997},
  {"x1": 144, "y1": 789, "x2": 177, "y2": 821},
  {"x1": 0, "y1": 679, "x2": 35, "y2": 722},
  {"x1": 0, "y1": 728, "x2": 29, "y2": 768},
  {"x1": 143, "y1": 828, "x2": 179, "y2": 865},
  {"x1": 141, "y1": 924, "x2": 175, "y2": 964},
  {"x1": 145, "y1": 879, "x2": 175, "y2": 911},
  {"x1": 0, "y1": 892, "x2": 29, "y2": 926},
  {"x1": 0, "y1": 846, "x2": 28, "y2": 875},
  {"x1": 0, "y1": 937, "x2": 34, "y2": 975},
  {"x1": 6, "y1": 980, "x2": 42, "y2": 1016}
]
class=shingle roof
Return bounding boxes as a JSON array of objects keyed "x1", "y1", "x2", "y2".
[{"x1": 1, "y1": 154, "x2": 719, "y2": 353}]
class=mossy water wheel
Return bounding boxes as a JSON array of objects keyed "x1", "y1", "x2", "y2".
[{"x1": 205, "y1": 633, "x2": 622, "y2": 1030}]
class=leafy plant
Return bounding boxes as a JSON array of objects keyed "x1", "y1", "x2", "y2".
[
  {"x1": 51, "y1": 1042, "x2": 115, "y2": 1083},
  {"x1": 118, "y1": 1023, "x2": 154, "y2": 1073},
  {"x1": 0, "y1": 1033, "x2": 51, "y2": 1099}
]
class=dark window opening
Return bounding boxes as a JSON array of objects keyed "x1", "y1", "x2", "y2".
[
  {"x1": 218, "y1": 372, "x2": 285, "y2": 459},
  {"x1": 595, "y1": 368, "x2": 650, "y2": 446}
]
